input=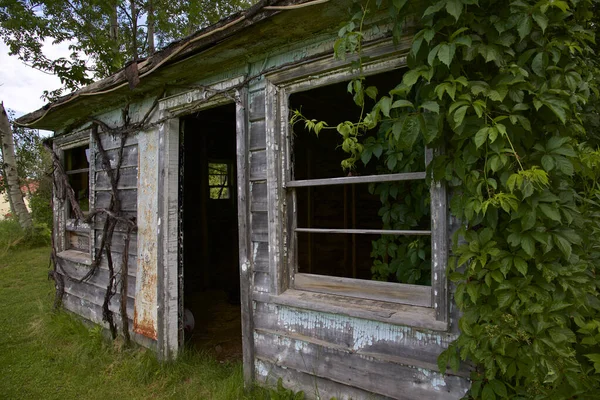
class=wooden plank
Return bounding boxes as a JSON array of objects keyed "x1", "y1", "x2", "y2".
[
  {"x1": 255, "y1": 359, "x2": 392, "y2": 400},
  {"x1": 430, "y1": 147, "x2": 448, "y2": 324},
  {"x1": 97, "y1": 132, "x2": 138, "y2": 151},
  {"x1": 94, "y1": 144, "x2": 138, "y2": 168},
  {"x1": 65, "y1": 220, "x2": 92, "y2": 232},
  {"x1": 254, "y1": 330, "x2": 469, "y2": 400},
  {"x1": 236, "y1": 87, "x2": 255, "y2": 386},
  {"x1": 249, "y1": 119, "x2": 266, "y2": 150},
  {"x1": 68, "y1": 230, "x2": 90, "y2": 252},
  {"x1": 63, "y1": 276, "x2": 135, "y2": 316},
  {"x1": 254, "y1": 271, "x2": 270, "y2": 293},
  {"x1": 252, "y1": 241, "x2": 269, "y2": 272},
  {"x1": 57, "y1": 249, "x2": 92, "y2": 266},
  {"x1": 249, "y1": 91, "x2": 265, "y2": 121},
  {"x1": 286, "y1": 171, "x2": 426, "y2": 188},
  {"x1": 265, "y1": 80, "x2": 286, "y2": 295},
  {"x1": 251, "y1": 211, "x2": 268, "y2": 243},
  {"x1": 157, "y1": 115, "x2": 181, "y2": 359},
  {"x1": 295, "y1": 228, "x2": 431, "y2": 236},
  {"x1": 95, "y1": 189, "x2": 137, "y2": 211},
  {"x1": 249, "y1": 150, "x2": 267, "y2": 181},
  {"x1": 93, "y1": 214, "x2": 137, "y2": 232},
  {"x1": 266, "y1": 39, "x2": 411, "y2": 86},
  {"x1": 61, "y1": 293, "x2": 156, "y2": 350},
  {"x1": 264, "y1": 289, "x2": 447, "y2": 331},
  {"x1": 94, "y1": 230, "x2": 138, "y2": 254},
  {"x1": 250, "y1": 181, "x2": 267, "y2": 212},
  {"x1": 59, "y1": 262, "x2": 135, "y2": 300},
  {"x1": 95, "y1": 166, "x2": 138, "y2": 190},
  {"x1": 57, "y1": 252, "x2": 137, "y2": 280},
  {"x1": 294, "y1": 274, "x2": 432, "y2": 307},
  {"x1": 252, "y1": 302, "x2": 463, "y2": 375}
]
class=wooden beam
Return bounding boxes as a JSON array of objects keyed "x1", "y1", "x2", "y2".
[
  {"x1": 286, "y1": 172, "x2": 426, "y2": 188},
  {"x1": 294, "y1": 228, "x2": 431, "y2": 235}
]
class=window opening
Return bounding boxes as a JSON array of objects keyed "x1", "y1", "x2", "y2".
[
  {"x1": 208, "y1": 162, "x2": 231, "y2": 199},
  {"x1": 288, "y1": 69, "x2": 433, "y2": 287},
  {"x1": 64, "y1": 145, "x2": 90, "y2": 214}
]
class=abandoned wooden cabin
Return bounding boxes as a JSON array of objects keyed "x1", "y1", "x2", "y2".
[{"x1": 18, "y1": 0, "x2": 470, "y2": 398}]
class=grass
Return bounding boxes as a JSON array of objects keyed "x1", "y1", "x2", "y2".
[{"x1": 0, "y1": 246, "x2": 279, "y2": 400}]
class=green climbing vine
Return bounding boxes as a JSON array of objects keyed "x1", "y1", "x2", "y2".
[{"x1": 297, "y1": 0, "x2": 600, "y2": 397}]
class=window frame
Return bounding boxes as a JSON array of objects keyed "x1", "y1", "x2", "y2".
[
  {"x1": 54, "y1": 129, "x2": 95, "y2": 261},
  {"x1": 207, "y1": 160, "x2": 234, "y2": 200},
  {"x1": 265, "y1": 41, "x2": 449, "y2": 326}
]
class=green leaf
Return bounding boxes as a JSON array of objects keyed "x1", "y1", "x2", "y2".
[
  {"x1": 438, "y1": 43, "x2": 457, "y2": 67},
  {"x1": 420, "y1": 101, "x2": 440, "y2": 114},
  {"x1": 522, "y1": 235, "x2": 536, "y2": 257},
  {"x1": 420, "y1": 113, "x2": 440, "y2": 144},
  {"x1": 380, "y1": 97, "x2": 392, "y2": 117},
  {"x1": 423, "y1": 29, "x2": 435, "y2": 44},
  {"x1": 428, "y1": 44, "x2": 441, "y2": 66},
  {"x1": 542, "y1": 98, "x2": 568, "y2": 124},
  {"x1": 482, "y1": 384, "x2": 497, "y2": 400},
  {"x1": 532, "y1": 12, "x2": 549, "y2": 33},
  {"x1": 403, "y1": 69, "x2": 421, "y2": 87},
  {"x1": 517, "y1": 15, "x2": 532, "y2": 40},
  {"x1": 423, "y1": 1, "x2": 445, "y2": 17},
  {"x1": 474, "y1": 127, "x2": 489, "y2": 148},
  {"x1": 453, "y1": 105, "x2": 469, "y2": 126},
  {"x1": 391, "y1": 100, "x2": 415, "y2": 109},
  {"x1": 539, "y1": 203, "x2": 561, "y2": 222},
  {"x1": 553, "y1": 234, "x2": 572, "y2": 259},
  {"x1": 489, "y1": 380, "x2": 507, "y2": 398},
  {"x1": 514, "y1": 257, "x2": 528, "y2": 276},
  {"x1": 365, "y1": 86, "x2": 378, "y2": 100},
  {"x1": 532, "y1": 52, "x2": 547, "y2": 77},
  {"x1": 496, "y1": 290, "x2": 515, "y2": 308},
  {"x1": 445, "y1": 0, "x2": 463, "y2": 21}
]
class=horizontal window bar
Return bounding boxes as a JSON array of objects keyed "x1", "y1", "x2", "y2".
[
  {"x1": 295, "y1": 228, "x2": 431, "y2": 235},
  {"x1": 286, "y1": 171, "x2": 426, "y2": 188},
  {"x1": 65, "y1": 168, "x2": 90, "y2": 175}
]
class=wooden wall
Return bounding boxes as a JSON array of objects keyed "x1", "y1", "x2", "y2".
[
  {"x1": 244, "y1": 87, "x2": 470, "y2": 399},
  {"x1": 55, "y1": 127, "x2": 150, "y2": 347},
  {"x1": 248, "y1": 88, "x2": 270, "y2": 295}
]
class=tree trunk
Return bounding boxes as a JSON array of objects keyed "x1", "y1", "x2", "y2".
[
  {"x1": 109, "y1": 2, "x2": 119, "y2": 56},
  {"x1": 0, "y1": 103, "x2": 32, "y2": 231},
  {"x1": 147, "y1": 0, "x2": 155, "y2": 55},
  {"x1": 130, "y1": 0, "x2": 139, "y2": 62}
]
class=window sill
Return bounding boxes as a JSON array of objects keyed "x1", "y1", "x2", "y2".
[
  {"x1": 265, "y1": 289, "x2": 448, "y2": 331},
  {"x1": 57, "y1": 249, "x2": 92, "y2": 266}
]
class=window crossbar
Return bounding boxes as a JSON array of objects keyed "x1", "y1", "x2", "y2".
[
  {"x1": 65, "y1": 168, "x2": 90, "y2": 175},
  {"x1": 286, "y1": 171, "x2": 426, "y2": 188},
  {"x1": 295, "y1": 228, "x2": 431, "y2": 235}
]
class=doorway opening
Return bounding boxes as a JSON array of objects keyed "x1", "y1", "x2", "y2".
[{"x1": 179, "y1": 103, "x2": 242, "y2": 361}]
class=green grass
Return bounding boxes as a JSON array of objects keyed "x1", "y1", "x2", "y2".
[{"x1": 0, "y1": 246, "x2": 276, "y2": 400}]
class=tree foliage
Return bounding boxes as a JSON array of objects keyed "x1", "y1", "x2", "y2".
[
  {"x1": 0, "y1": 0, "x2": 254, "y2": 99},
  {"x1": 300, "y1": 0, "x2": 600, "y2": 397}
]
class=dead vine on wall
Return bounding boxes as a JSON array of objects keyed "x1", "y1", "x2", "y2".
[{"x1": 44, "y1": 68, "x2": 269, "y2": 344}]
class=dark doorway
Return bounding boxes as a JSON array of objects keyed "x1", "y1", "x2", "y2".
[{"x1": 179, "y1": 103, "x2": 242, "y2": 360}]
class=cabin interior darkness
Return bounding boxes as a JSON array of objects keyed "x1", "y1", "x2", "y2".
[
  {"x1": 289, "y1": 68, "x2": 431, "y2": 283},
  {"x1": 179, "y1": 103, "x2": 242, "y2": 360}
]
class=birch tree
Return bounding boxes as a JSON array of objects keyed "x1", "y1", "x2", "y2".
[{"x1": 0, "y1": 102, "x2": 32, "y2": 231}]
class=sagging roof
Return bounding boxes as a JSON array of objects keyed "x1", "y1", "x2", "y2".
[{"x1": 16, "y1": 0, "x2": 341, "y2": 130}]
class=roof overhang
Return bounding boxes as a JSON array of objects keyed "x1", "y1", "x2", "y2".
[{"x1": 16, "y1": 0, "x2": 366, "y2": 131}]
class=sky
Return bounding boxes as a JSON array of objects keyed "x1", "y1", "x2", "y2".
[{"x1": 0, "y1": 38, "x2": 70, "y2": 119}]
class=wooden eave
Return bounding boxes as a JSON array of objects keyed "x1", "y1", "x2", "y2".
[{"x1": 16, "y1": 0, "x2": 358, "y2": 131}]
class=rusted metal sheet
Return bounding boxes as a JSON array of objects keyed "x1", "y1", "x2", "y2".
[{"x1": 133, "y1": 128, "x2": 159, "y2": 340}]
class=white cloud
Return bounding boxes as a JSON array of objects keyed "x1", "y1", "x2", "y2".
[{"x1": 0, "y1": 38, "x2": 73, "y2": 118}]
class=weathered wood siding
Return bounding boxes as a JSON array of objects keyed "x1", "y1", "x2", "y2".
[
  {"x1": 248, "y1": 87, "x2": 271, "y2": 294},
  {"x1": 55, "y1": 125, "x2": 145, "y2": 346}
]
